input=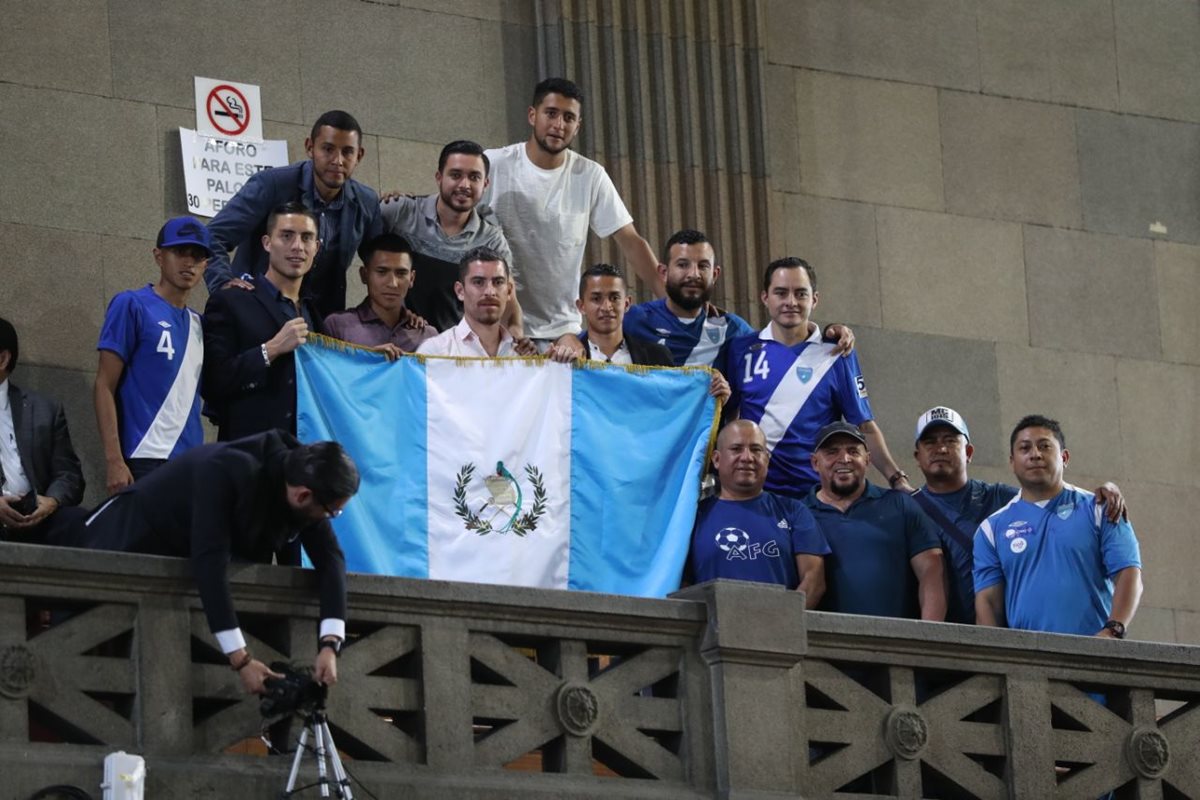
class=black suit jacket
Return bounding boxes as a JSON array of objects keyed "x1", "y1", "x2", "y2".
[
  {"x1": 579, "y1": 332, "x2": 675, "y2": 366},
  {"x1": 86, "y1": 430, "x2": 346, "y2": 638},
  {"x1": 202, "y1": 279, "x2": 323, "y2": 442},
  {"x1": 5, "y1": 382, "x2": 84, "y2": 506}
]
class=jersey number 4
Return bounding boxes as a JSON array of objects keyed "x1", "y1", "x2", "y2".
[
  {"x1": 156, "y1": 330, "x2": 175, "y2": 361},
  {"x1": 742, "y1": 351, "x2": 770, "y2": 383}
]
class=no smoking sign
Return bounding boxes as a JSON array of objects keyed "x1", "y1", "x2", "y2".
[
  {"x1": 194, "y1": 76, "x2": 264, "y2": 141},
  {"x1": 207, "y1": 84, "x2": 251, "y2": 136}
]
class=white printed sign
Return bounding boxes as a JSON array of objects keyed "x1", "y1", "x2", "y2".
[
  {"x1": 179, "y1": 128, "x2": 289, "y2": 218},
  {"x1": 194, "y1": 76, "x2": 263, "y2": 141}
]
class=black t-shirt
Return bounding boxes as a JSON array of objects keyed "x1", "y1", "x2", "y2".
[{"x1": 405, "y1": 252, "x2": 462, "y2": 332}]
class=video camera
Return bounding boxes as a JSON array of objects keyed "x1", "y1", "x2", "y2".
[{"x1": 260, "y1": 662, "x2": 327, "y2": 719}]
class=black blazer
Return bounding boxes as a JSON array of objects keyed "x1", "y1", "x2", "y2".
[
  {"x1": 5, "y1": 382, "x2": 84, "y2": 506},
  {"x1": 579, "y1": 332, "x2": 675, "y2": 366},
  {"x1": 202, "y1": 279, "x2": 323, "y2": 442},
  {"x1": 88, "y1": 430, "x2": 346, "y2": 637}
]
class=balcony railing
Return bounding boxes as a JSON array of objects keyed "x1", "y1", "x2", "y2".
[{"x1": 2, "y1": 542, "x2": 1197, "y2": 799}]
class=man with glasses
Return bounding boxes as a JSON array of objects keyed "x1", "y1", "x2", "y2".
[{"x1": 82, "y1": 430, "x2": 359, "y2": 695}]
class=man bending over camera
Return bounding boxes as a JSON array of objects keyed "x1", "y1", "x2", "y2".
[{"x1": 83, "y1": 430, "x2": 358, "y2": 694}]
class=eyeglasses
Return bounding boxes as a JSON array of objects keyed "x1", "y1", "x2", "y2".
[{"x1": 320, "y1": 501, "x2": 345, "y2": 520}]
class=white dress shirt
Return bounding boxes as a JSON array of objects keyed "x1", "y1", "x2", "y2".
[
  {"x1": 586, "y1": 338, "x2": 632, "y2": 365},
  {"x1": 0, "y1": 379, "x2": 32, "y2": 497},
  {"x1": 417, "y1": 318, "x2": 518, "y2": 358}
]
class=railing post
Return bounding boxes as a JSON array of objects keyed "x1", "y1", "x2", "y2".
[
  {"x1": 135, "y1": 594, "x2": 194, "y2": 754},
  {"x1": 1003, "y1": 673, "x2": 1055, "y2": 798},
  {"x1": 0, "y1": 597, "x2": 30, "y2": 742},
  {"x1": 674, "y1": 580, "x2": 808, "y2": 798},
  {"x1": 420, "y1": 619, "x2": 474, "y2": 770}
]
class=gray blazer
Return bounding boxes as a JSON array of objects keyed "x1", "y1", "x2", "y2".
[{"x1": 6, "y1": 382, "x2": 85, "y2": 506}]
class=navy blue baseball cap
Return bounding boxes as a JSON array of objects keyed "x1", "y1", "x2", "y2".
[
  {"x1": 814, "y1": 421, "x2": 867, "y2": 449},
  {"x1": 156, "y1": 216, "x2": 213, "y2": 256}
]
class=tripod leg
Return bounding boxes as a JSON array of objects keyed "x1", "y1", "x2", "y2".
[
  {"x1": 284, "y1": 724, "x2": 311, "y2": 795},
  {"x1": 311, "y1": 719, "x2": 331, "y2": 798},
  {"x1": 319, "y1": 721, "x2": 353, "y2": 800}
]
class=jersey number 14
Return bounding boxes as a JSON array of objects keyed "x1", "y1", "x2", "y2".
[{"x1": 742, "y1": 351, "x2": 770, "y2": 383}]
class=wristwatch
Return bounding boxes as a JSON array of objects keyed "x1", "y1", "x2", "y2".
[
  {"x1": 318, "y1": 638, "x2": 343, "y2": 656},
  {"x1": 1103, "y1": 620, "x2": 1126, "y2": 639}
]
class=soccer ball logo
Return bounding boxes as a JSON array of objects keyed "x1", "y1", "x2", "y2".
[{"x1": 715, "y1": 527, "x2": 750, "y2": 553}]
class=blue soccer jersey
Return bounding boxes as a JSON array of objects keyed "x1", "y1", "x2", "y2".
[
  {"x1": 974, "y1": 484, "x2": 1142, "y2": 636},
  {"x1": 624, "y1": 298, "x2": 754, "y2": 367},
  {"x1": 804, "y1": 482, "x2": 943, "y2": 619},
  {"x1": 690, "y1": 492, "x2": 830, "y2": 589},
  {"x1": 725, "y1": 328, "x2": 874, "y2": 497},
  {"x1": 913, "y1": 479, "x2": 1019, "y2": 624},
  {"x1": 97, "y1": 285, "x2": 205, "y2": 460}
]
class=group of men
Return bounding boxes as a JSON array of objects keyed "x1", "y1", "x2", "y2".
[
  {"x1": 0, "y1": 76, "x2": 1144, "y2": 697},
  {"x1": 694, "y1": 409, "x2": 1142, "y2": 642}
]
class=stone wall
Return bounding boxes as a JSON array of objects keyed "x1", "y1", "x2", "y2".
[
  {"x1": 2, "y1": 1, "x2": 1198, "y2": 642},
  {"x1": 758, "y1": 0, "x2": 1200, "y2": 644},
  {"x1": 0, "y1": 0, "x2": 538, "y2": 504}
]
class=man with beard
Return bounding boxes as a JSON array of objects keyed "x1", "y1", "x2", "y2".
[
  {"x1": 547, "y1": 263, "x2": 730, "y2": 400},
  {"x1": 802, "y1": 422, "x2": 946, "y2": 620},
  {"x1": 689, "y1": 420, "x2": 828, "y2": 606},
  {"x1": 380, "y1": 140, "x2": 520, "y2": 334},
  {"x1": 83, "y1": 431, "x2": 357, "y2": 695},
  {"x1": 483, "y1": 78, "x2": 659, "y2": 349},
  {"x1": 623, "y1": 229, "x2": 754, "y2": 367},
  {"x1": 624, "y1": 231, "x2": 855, "y2": 369},
  {"x1": 725, "y1": 257, "x2": 910, "y2": 498}
]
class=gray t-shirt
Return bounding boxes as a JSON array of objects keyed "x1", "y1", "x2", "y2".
[{"x1": 379, "y1": 194, "x2": 514, "y2": 331}]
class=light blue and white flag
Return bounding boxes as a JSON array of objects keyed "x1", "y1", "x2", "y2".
[{"x1": 296, "y1": 338, "x2": 718, "y2": 598}]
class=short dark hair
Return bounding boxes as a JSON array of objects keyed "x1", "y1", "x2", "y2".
[
  {"x1": 284, "y1": 441, "x2": 360, "y2": 505},
  {"x1": 1009, "y1": 415, "x2": 1066, "y2": 452},
  {"x1": 578, "y1": 263, "x2": 626, "y2": 297},
  {"x1": 458, "y1": 246, "x2": 509, "y2": 281},
  {"x1": 438, "y1": 140, "x2": 490, "y2": 175},
  {"x1": 361, "y1": 233, "x2": 413, "y2": 265},
  {"x1": 0, "y1": 317, "x2": 18, "y2": 375},
  {"x1": 762, "y1": 256, "x2": 817, "y2": 292},
  {"x1": 266, "y1": 202, "x2": 319, "y2": 235},
  {"x1": 663, "y1": 229, "x2": 713, "y2": 263},
  {"x1": 533, "y1": 77, "x2": 583, "y2": 107},
  {"x1": 309, "y1": 110, "x2": 363, "y2": 143}
]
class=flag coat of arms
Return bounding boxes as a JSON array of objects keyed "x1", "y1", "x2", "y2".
[{"x1": 296, "y1": 338, "x2": 718, "y2": 597}]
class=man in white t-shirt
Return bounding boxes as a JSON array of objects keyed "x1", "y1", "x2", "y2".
[{"x1": 483, "y1": 78, "x2": 659, "y2": 348}]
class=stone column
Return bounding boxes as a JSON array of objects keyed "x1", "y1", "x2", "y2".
[{"x1": 674, "y1": 579, "x2": 808, "y2": 799}]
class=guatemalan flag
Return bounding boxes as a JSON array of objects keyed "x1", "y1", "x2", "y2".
[{"x1": 295, "y1": 337, "x2": 718, "y2": 598}]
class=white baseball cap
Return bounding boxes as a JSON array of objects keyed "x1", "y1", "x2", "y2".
[{"x1": 914, "y1": 406, "x2": 970, "y2": 443}]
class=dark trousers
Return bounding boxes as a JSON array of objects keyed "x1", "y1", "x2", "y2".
[
  {"x1": 126, "y1": 458, "x2": 166, "y2": 482},
  {"x1": 83, "y1": 494, "x2": 167, "y2": 555}
]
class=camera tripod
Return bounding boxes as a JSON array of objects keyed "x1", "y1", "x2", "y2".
[{"x1": 281, "y1": 705, "x2": 354, "y2": 799}]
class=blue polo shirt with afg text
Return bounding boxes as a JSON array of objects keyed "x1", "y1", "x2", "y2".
[{"x1": 690, "y1": 491, "x2": 830, "y2": 589}]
